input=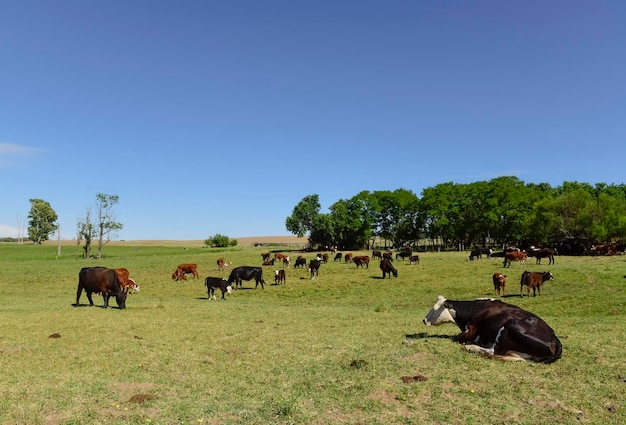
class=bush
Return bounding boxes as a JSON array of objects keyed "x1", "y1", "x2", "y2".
[{"x1": 204, "y1": 234, "x2": 236, "y2": 248}]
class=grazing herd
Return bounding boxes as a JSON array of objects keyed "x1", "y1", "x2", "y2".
[{"x1": 73, "y1": 241, "x2": 624, "y2": 364}]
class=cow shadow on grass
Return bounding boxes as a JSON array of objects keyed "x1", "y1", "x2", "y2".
[
  {"x1": 405, "y1": 332, "x2": 454, "y2": 340},
  {"x1": 71, "y1": 303, "x2": 124, "y2": 309}
]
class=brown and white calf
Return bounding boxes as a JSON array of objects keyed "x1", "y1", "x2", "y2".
[
  {"x1": 492, "y1": 272, "x2": 506, "y2": 296},
  {"x1": 274, "y1": 269, "x2": 286, "y2": 285},
  {"x1": 520, "y1": 271, "x2": 554, "y2": 297}
]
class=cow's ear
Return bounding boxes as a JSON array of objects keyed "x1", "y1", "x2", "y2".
[{"x1": 443, "y1": 301, "x2": 452, "y2": 309}]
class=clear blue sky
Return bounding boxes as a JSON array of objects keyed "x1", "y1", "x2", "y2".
[{"x1": 1, "y1": 1, "x2": 625, "y2": 240}]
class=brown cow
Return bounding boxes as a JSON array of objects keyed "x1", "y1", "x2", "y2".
[
  {"x1": 217, "y1": 258, "x2": 226, "y2": 271},
  {"x1": 520, "y1": 271, "x2": 554, "y2": 297},
  {"x1": 113, "y1": 268, "x2": 140, "y2": 294},
  {"x1": 261, "y1": 252, "x2": 271, "y2": 261},
  {"x1": 274, "y1": 253, "x2": 287, "y2": 262},
  {"x1": 172, "y1": 263, "x2": 199, "y2": 281},
  {"x1": 380, "y1": 258, "x2": 398, "y2": 278},
  {"x1": 344, "y1": 253, "x2": 353, "y2": 263},
  {"x1": 409, "y1": 255, "x2": 420, "y2": 265},
  {"x1": 492, "y1": 272, "x2": 506, "y2": 296},
  {"x1": 372, "y1": 250, "x2": 382, "y2": 260},
  {"x1": 322, "y1": 252, "x2": 329, "y2": 263},
  {"x1": 262, "y1": 259, "x2": 275, "y2": 266},
  {"x1": 503, "y1": 251, "x2": 526, "y2": 268},
  {"x1": 76, "y1": 267, "x2": 127, "y2": 309},
  {"x1": 282, "y1": 256, "x2": 290, "y2": 268},
  {"x1": 274, "y1": 269, "x2": 286, "y2": 285},
  {"x1": 352, "y1": 255, "x2": 370, "y2": 268}
]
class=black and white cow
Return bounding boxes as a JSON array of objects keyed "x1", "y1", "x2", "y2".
[
  {"x1": 227, "y1": 266, "x2": 266, "y2": 289},
  {"x1": 308, "y1": 259, "x2": 322, "y2": 280},
  {"x1": 422, "y1": 296, "x2": 562, "y2": 363},
  {"x1": 204, "y1": 276, "x2": 232, "y2": 300}
]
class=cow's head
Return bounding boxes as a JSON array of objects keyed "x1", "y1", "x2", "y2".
[
  {"x1": 422, "y1": 296, "x2": 456, "y2": 326},
  {"x1": 115, "y1": 291, "x2": 127, "y2": 309}
]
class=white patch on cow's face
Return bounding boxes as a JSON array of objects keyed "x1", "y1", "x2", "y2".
[
  {"x1": 226, "y1": 285, "x2": 232, "y2": 294},
  {"x1": 422, "y1": 296, "x2": 456, "y2": 326}
]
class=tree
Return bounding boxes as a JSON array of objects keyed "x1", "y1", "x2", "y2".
[
  {"x1": 205, "y1": 234, "x2": 237, "y2": 247},
  {"x1": 285, "y1": 194, "x2": 321, "y2": 237},
  {"x1": 76, "y1": 207, "x2": 96, "y2": 258},
  {"x1": 27, "y1": 198, "x2": 58, "y2": 244},
  {"x1": 95, "y1": 193, "x2": 123, "y2": 259}
]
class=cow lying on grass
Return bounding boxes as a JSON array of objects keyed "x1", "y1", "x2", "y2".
[{"x1": 423, "y1": 296, "x2": 562, "y2": 363}]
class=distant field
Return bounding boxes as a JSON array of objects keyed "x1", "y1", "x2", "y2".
[{"x1": 1, "y1": 242, "x2": 625, "y2": 424}]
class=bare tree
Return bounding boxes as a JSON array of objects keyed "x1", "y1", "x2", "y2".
[
  {"x1": 95, "y1": 193, "x2": 123, "y2": 259},
  {"x1": 77, "y1": 207, "x2": 96, "y2": 258}
]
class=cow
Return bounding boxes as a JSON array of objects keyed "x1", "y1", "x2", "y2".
[
  {"x1": 528, "y1": 247, "x2": 556, "y2": 265},
  {"x1": 492, "y1": 272, "x2": 506, "y2": 296},
  {"x1": 274, "y1": 253, "x2": 287, "y2": 262},
  {"x1": 382, "y1": 251, "x2": 393, "y2": 261},
  {"x1": 352, "y1": 255, "x2": 370, "y2": 268},
  {"x1": 380, "y1": 258, "x2": 397, "y2": 278},
  {"x1": 422, "y1": 296, "x2": 562, "y2": 363},
  {"x1": 334, "y1": 252, "x2": 342, "y2": 262},
  {"x1": 217, "y1": 257, "x2": 226, "y2": 271},
  {"x1": 520, "y1": 271, "x2": 554, "y2": 297},
  {"x1": 262, "y1": 259, "x2": 275, "y2": 266},
  {"x1": 409, "y1": 255, "x2": 420, "y2": 265},
  {"x1": 227, "y1": 266, "x2": 266, "y2": 289},
  {"x1": 274, "y1": 269, "x2": 286, "y2": 285},
  {"x1": 322, "y1": 252, "x2": 329, "y2": 263},
  {"x1": 469, "y1": 247, "x2": 492, "y2": 261},
  {"x1": 204, "y1": 277, "x2": 232, "y2": 300},
  {"x1": 294, "y1": 257, "x2": 307, "y2": 268},
  {"x1": 282, "y1": 256, "x2": 290, "y2": 268},
  {"x1": 372, "y1": 250, "x2": 382, "y2": 260},
  {"x1": 172, "y1": 263, "x2": 199, "y2": 281},
  {"x1": 75, "y1": 267, "x2": 127, "y2": 309},
  {"x1": 503, "y1": 251, "x2": 526, "y2": 268},
  {"x1": 344, "y1": 253, "x2": 353, "y2": 263},
  {"x1": 113, "y1": 268, "x2": 139, "y2": 294},
  {"x1": 308, "y1": 259, "x2": 322, "y2": 280},
  {"x1": 261, "y1": 252, "x2": 271, "y2": 261},
  {"x1": 396, "y1": 251, "x2": 412, "y2": 261}
]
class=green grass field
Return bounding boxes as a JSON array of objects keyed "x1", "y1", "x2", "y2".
[{"x1": 1, "y1": 242, "x2": 625, "y2": 424}]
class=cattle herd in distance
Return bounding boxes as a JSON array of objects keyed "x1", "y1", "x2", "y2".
[{"x1": 73, "y1": 242, "x2": 625, "y2": 363}]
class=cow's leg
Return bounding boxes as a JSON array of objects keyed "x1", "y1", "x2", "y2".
[
  {"x1": 76, "y1": 286, "x2": 84, "y2": 305},
  {"x1": 102, "y1": 293, "x2": 109, "y2": 308},
  {"x1": 85, "y1": 291, "x2": 95, "y2": 306},
  {"x1": 494, "y1": 322, "x2": 558, "y2": 361}
]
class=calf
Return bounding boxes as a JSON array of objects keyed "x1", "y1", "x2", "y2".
[
  {"x1": 344, "y1": 253, "x2": 353, "y2": 263},
  {"x1": 372, "y1": 250, "x2": 382, "y2": 260},
  {"x1": 282, "y1": 256, "x2": 290, "y2": 268},
  {"x1": 334, "y1": 252, "x2": 342, "y2": 262},
  {"x1": 308, "y1": 259, "x2": 322, "y2": 280},
  {"x1": 261, "y1": 252, "x2": 271, "y2": 261},
  {"x1": 492, "y1": 272, "x2": 506, "y2": 296},
  {"x1": 262, "y1": 259, "x2": 275, "y2": 266},
  {"x1": 172, "y1": 263, "x2": 199, "y2": 281},
  {"x1": 380, "y1": 258, "x2": 398, "y2": 278},
  {"x1": 422, "y1": 296, "x2": 562, "y2": 363},
  {"x1": 216, "y1": 257, "x2": 227, "y2": 271},
  {"x1": 204, "y1": 277, "x2": 232, "y2": 300},
  {"x1": 352, "y1": 255, "x2": 370, "y2": 268},
  {"x1": 322, "y1": 253, "x2": 329, "y2": 263},
  {"x1": 409, "y1": 255, "x2": 420, "y2": 265},
  {"x1": 274, "y1": 269, "x2": 286, "y2": 285},
  {"x1": 503, "y1": 251, "x2": 526, "y2": 268},
  {"x1": 520, "y1": 271, "x2": 554, "y2": 297}
]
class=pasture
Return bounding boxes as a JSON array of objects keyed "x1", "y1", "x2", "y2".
[{"x1": 1, "y1": 242, "x2": 625, "y2": 424}]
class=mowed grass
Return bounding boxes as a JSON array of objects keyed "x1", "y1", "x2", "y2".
[{"x1": 0, "y1": 243, "x2": 625, "y2": 425}]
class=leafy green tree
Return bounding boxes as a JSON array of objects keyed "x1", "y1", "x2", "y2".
[
  {"x1": 95, "y1": 193, "x2": 123, "y2": 259},
  {"x1": 204, "y1": 234, "x2": 237, "y2": 247},
  {"x1": 285, "y1": 194, "x2": 321, "y2": 238},
  {"x1": 328, "y1": 197, "x2": 371, "y2": 250},
  {"x1": 77, "y1": 207, "x2": 97, "y2": 258},
  {"x1": 27, "y1": 198, "x2": 58, "y2": 244}
]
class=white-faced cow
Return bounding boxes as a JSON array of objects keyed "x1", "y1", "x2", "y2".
[
  {"x1": 75, "y1": 267, "x2": 127, "y2": 309},
  {"x1": 274, "y1": 269, "x2": 286, "y2": 285},
  {"x1": 308, "y1": 259, "x2": 322, "y2": 280},
  {"x1": 380, "y1": 258, "x2": 397, "y2": 278},
  {"x1": 423, "y1": 296, "x2": 562, "y2": 363},
  {"x1": 520, "y1": 271, "x2": 554, "y2": 297},
  {"x1": 227, "y1": 266, "x2": 266, "y2": 289},
  {"x1": 204, "y1": 277, "x2": 232, "y2": 300}
]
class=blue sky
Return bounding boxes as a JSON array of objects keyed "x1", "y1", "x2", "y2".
[{"x1": 1, "y1": 1, "x2": 625, "y2": 240}]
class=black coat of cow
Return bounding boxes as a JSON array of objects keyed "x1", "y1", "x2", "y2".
[
  {"x1": 227, "y1": 266, "x2": 266, "y2": 289},
  {"x1": 423, "y1": 296, "x2": 562, "y2": 363},
  {"x1": 308, "y1": 259, "x2": 322, "y2": 279},
  {"x1": 380, "y1": 258, "x2": 398, "y2": 278},
  {"x1": 75, "y1": 267, "x2": 127, "y2": 309}
]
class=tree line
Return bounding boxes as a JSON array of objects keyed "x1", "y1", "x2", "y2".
[{"x1": 285, "y1": 176, "x2": 626, "y2": 251}]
